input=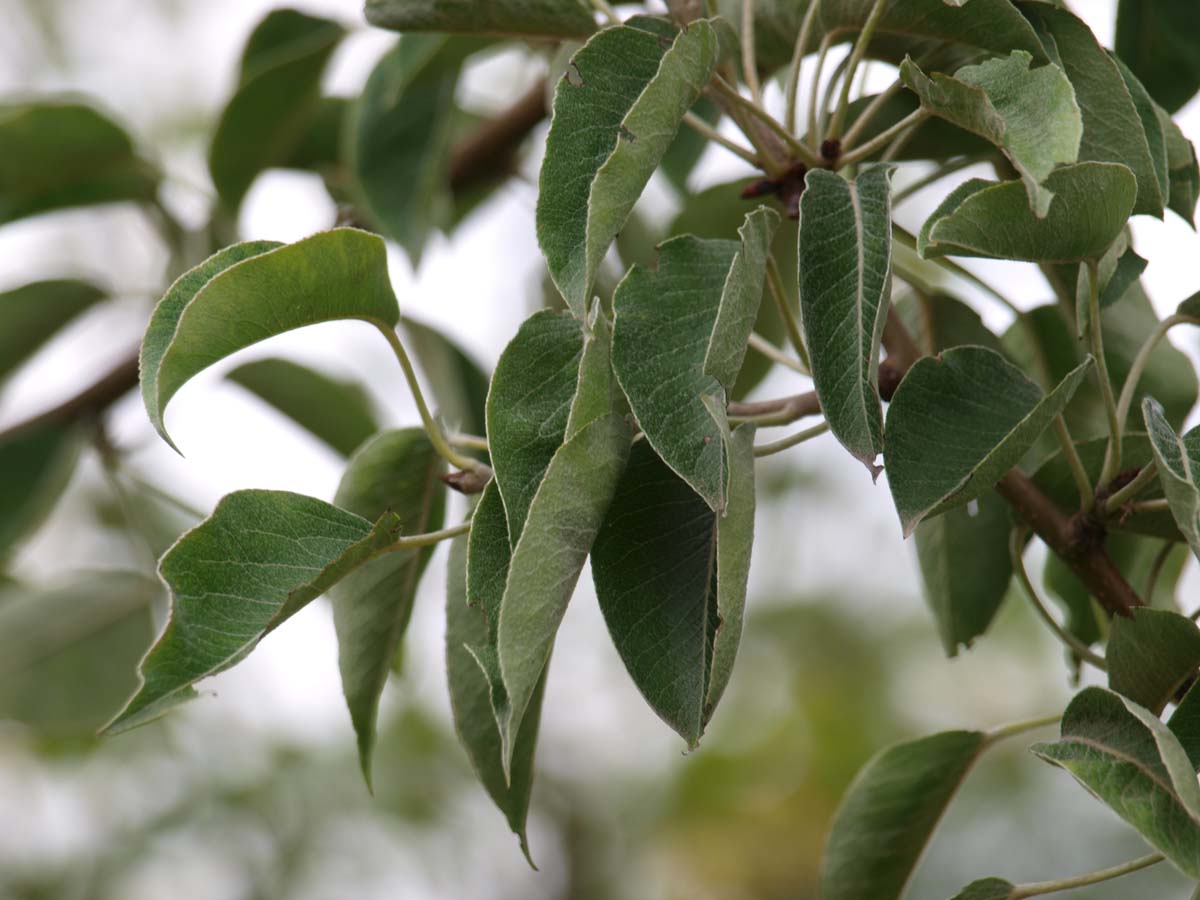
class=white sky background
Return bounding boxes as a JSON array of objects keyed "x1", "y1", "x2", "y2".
[{"x1": 1, "y1": 1, "x2": 1199, "y2": 896}]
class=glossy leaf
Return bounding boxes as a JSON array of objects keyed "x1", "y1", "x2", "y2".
[
  {"x1": 1108, "y1": 609, "x2": 1200, "y2": 715},
  {"x1": 1116, "y1": 0, "x2": 1200, "y2": 114},
  {"x1": 0, "y1": 424, "x2": 82, "y2": 563},
  {"x1": 885, "y1": 346, "x2": 1092, "y2": 536},
  {"x1": 330, "y1": 430, "x2": 446, "y2": 784},
  {"x1": 612, "y1": 208, "x2": 777, "y2": 510},
  {"x1": 0, "y1": 101, "x2": 157, "y2": 226},
  {"x1": 798, "y1": 165, "x2": 893, "y2": 474},
  {"x1": 365, "y1": 0, "x2": 595, "y2": 38},
  {"x1": 820, "y1": 729, "x2": 986, "y2": 900},
  {"x1": 105, "y1": 490, "x2": 401, "y2": 734},
  {"x1": 537, "y1": 18, "x2": 719, "y2": 317},
  {"x1": 0, "y1": 280, "x2": 106, "y2": 383},
  {"x1": 226, "y1": 357, "x2": 379, "y2": 457},
  {"x1": 900, "y1": 51, "x2": 1080, "y2": 217},
  {"x1": 917, "y1": 163, "x2": 1138, "y2": 263},
  {"x1": 140, "y1": 229, "x2": 399, "y2": 451},
  {"x1": 1033, "y1": 687, "x2": 1200, "y2": 877},
  {"x1": 1143, "y1": 397, "x2": 1200, "y2": 562}
]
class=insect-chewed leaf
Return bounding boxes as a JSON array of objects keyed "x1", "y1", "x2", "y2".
[
  {"x1": 592, "y1": 426, "x2": 755, "y2": 748},
  {"x1": 1143, "y1": 397, "x2": 1200, "y2": 562},
  {"x1": 104, "y1": 490, "x2": 401, "y2": 735},
  {"x1": 537, "y1": 17, "x2": 719, "y2": 317},
  {"x1": 0, "y1": 280, "x2": 106, "y2": 382},
  {"x1": 613, "y1": 207, "x2": 777, "y2": 511},
  {"x1": 1116, "y1": 0, "x2": 1200, "y2": 115},
  {"x1": 1108, "y1": 609, "x2": 1200, "y2": 716},
  {"x1": 885, "y1": 346, "x2": 1092, "y2": 536},
  {"x1": 365, "y1": 0, "x2": 595, "y2": 39},
  {"x1": 329, "y1": 430, "x2": 446, "y2": 786}
]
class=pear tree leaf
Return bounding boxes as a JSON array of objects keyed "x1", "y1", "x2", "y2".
[
  {"x1": 798, "y1": 165, "x2": 894, "y2": 474},
  {"x1": 1108, "y1": 609, "x2": 1200, "y2": 715},
  {"x1": 1170, "y1": 679, "x2": 1200, "y2": 771},
  {"x1": 0, "y1": 423, "x2": 82, "y2": 563},
  {"x1": 105, "y1": 490, "x2": 403, "y2": 734},
  {"x1": 537, "y1": 18, "x2": 720, "y2": 317},
  {"x1": 1033, "y1": 686, "x2": 1200, "y2": 877},
  {"x1": 140, "y1": 229, "x2": 399, "y2": 452},
  {"x1": 365, "y1": 0, "x2": 595, "y2": 38},
  {"x1": 885, "y1": 346, "x2": 1092, "y2": 536},
  {"x1": 820, "y1": 729, "x2": 987, "y2": 900},
  {"x1": 899, "y1": 51, "x2": 1081, "y2": 217},
  {"x1": 329, "y1": 429, "x2": 446, "y2": 785},
  {"x1": 1111, "y1": 54, "x2": 1170, "y2": 206},
  {"x1": 1116, "y1": 0, "x2": 1200, "y2": 115},
  {"x1": 612, "y1": 207, "x2": 777, "y2": 510},
  {"x1": 0, "y1": 279, "x2": 106, "y2": 383},
  {"x1": 948, "y1": 879, "x2": 1016, "y2": 900},
  {"x1": 0, "y1": 101, "x2": 158, "y2": 226},
  {"x1": 226, "y1": 357, "x2": 379, "y2": 457},
  {"x1": 402, "y1": 318, "x2": 490, "y2": 440},
  {"x1": 592, "y1": 426, "x2": 755, "y2": 747},
  {"x1": 917, "y1": 163, "x2": 1137, "y2": 263},
  {"x1": 1159, "y1": 106, "x2": 1200, "y2": 226},
  {"x1": 208, "y1": 9, "x2": 345, "y2": 211},
  {"x1": 1143, "y1": 397, "x2": 1200, "y2": 562}
]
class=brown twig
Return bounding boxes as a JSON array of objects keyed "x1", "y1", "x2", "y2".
[
  {"x1": 449, "y1": 81, "x2": 548, "y2": 194},
  {"x1": 0, "y1": 353, "x2": 139, "y2": 444}
]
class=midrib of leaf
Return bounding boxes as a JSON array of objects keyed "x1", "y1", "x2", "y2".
[
  {"x1": 1049, "y1": 735, "x2": 1182, "y2": 802},
  {"x1": 849, "y1": 179, "x2": 873, "y2": 451}
]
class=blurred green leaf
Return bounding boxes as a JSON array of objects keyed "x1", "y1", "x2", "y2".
[
  {"x1": 0, "y1": 279, "x2": 105, "y2": 384},
  {"x1": 948, "y1": 878, "x2": 1016, "y2": 900},
  {"x1": 402, "y1": 318, "x2": 489, "y2": 440},
  {"x1": 1143, "y1": 398, "x2": 1200, "y2": 562},
  {"x1": 1108, "y1": 609, "x2": 1200, "y2": 715},
  {"x1": 0, "y1": 423, "x2": 81, "y2": 564},
  {"x1": 365, "y1": 0, "x2": 595, "y2": 38},
  {"x1": 1116, "y1": 0, "x2": 1200, "y2": 114}
]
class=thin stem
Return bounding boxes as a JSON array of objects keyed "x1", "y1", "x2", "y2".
[
  {"x1": 1010, "y1": 853, "x2": 1163, "y2": 899},
  {"x1": 1053, "y1": 416, "x2": 1094, "y2": 513},
  {"x1": 1115, "y1": 314, "x2": 1200, "y2": 427},
  {"x1": 892, "y1": 158, "x2": 981, "y2": 206},
  {"x1": 753, "y1": 421, "x2": 829, "y2": 456},
  {"x1": 827, "y1": 0, "x2": 889, "y2": 139},
  {"x1": 837, "y1": 109, "x2": 929, "y2": 167},
  {"x1": 840, "y1": 78, "x2": 903, "y2": 151},
  {"x1": 783, "y1": 0, "x2": 820, "y2": 134},
  {"x1": 1086, "y1": 259, "x2": 1123, "y2": 487},
  {"x1": 817, "y1": 53, "x2": 853, "y2": 142},
  {"x1": 748, "y1": 332, "x2": 809, "y2": 374},
  {"x1": 447, "y1": 432, "x2": 489, "y2": 451},
  {"x1": 1104, "y1": 461, "x2": 1158, "y2": 514},
  {"x1": 682, "y1": 111, "x2": 761, "y2": 165},
  {"x1": 711, "y1": 75, "x2": 820, "y2": 167},
  {"x1": 1010, "y1": 528, "x2": 1108, "y2": 670},
  {"x1": 728, "y1": 390, "x2": 822, "y2": 427},
  {"x1": 373, "y1": 322, "x2": 485, "y2": 474},
  {"x1": 807, "y1": 33, "x2": 834, "y2": 152},
  {"x1": 1129, "y1": 498, "x2": 1170, "y2": 514},
  {"x1": 1144, "y1": 539, "x2": 1175, "y2": 605},
  {"x1": 740, "y1": 0, "x2": 763, "y2": 106},
  {"x1": 893, "y1": 225, "x2": 1023, "y2": 316},
  {"x1": 380, "y1": 521, "x2": 472, "y2": 553},
  {"x1": 983, "y1": 713, "x2": 1061, "y2": 746},
  {"x1": 766, "y1": 256, "x2": 811, "y2": 370},
  {"x1": 589, "y1": 0, "x2": 621, "y2": 26}
]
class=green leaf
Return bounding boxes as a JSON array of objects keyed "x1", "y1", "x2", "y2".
[
  {"x1": 613, "y1": 207, "x2": 777, "y2": 510},
  {"x1": 0, "y1": 423, "x2": 82, "y2": 563},
  {"x1": 1170, "y1": 679, "x2": 1200, "y2": 770},
  {"x1": 895, "y1": 290, "x2": 1005, "y2": 357},
  {"x1": 0, "y1": 101, "x2": 158, "y2": 226},
  {"x1": 1033, "y1": 686, "x2": 1200, "y2": 877},
  {"x1": 1143, "y1": 398, "x2": 1200, "y2": 562},
  {"x1": 464, "y1": 482, "x2": 514, "y2": 732},
  {"x1": 947, "y1": 879, "x2": 1016, "y2": 900},
  {"x1": 1027, "y1": 4, "x2": 1164, "y2": 218},
  {"x1": 592, "y1": 427, "x2": 755, "y2": 747},
  {"x1": 1111, "y1": 54, "x2": 1170, "y2": 207},
  {"x1": 140, "y1": 229, "x2": 399, "y2": 451},
  {"x1": 899, "y1": 51, "x2": 1080, "y2": 217},
  {"x1": 208, "y1": 9, "x2": 345, "y2": 211},
  {"x1": 798, "y1": 165, "x2": 894, "y2": 474},
  {"x1": 1116, "y1": 0, "x2": 1200, "y2": 114},
  {"x1": 329, "y1": 429, "x2": 446, "y2": 784},
  {"x1": 226, "y1": 358, "x2": 379, "y2": 457},
  {"x1": 917, "y1": 163, "x2": 1137, "y2": 263},
  {"x1": 820, "y1": 729, "x2": 986, "y2": 900},
  {"x1": 445, "y1": 525, "x2": 544, "y2": 863},
  {"x1": 0, "y1": 279, "x2": 105, "y2": 383},
  {"x1": 885, "y1": 346, "x2": 1092, "y2": 536},
  {"x1": 365, "y1": 0, "x2": 595, "y2": 38},
  {"x1": 537, "y1": 18, "x2": 720, "y2": 317},
  {"x1": 1159, "y1": 106, "x2": 1199, "y2": 226},
  {"x1": 402, "y1": 318, "x2": 490, "y2": 440},
  {"x1": 1073, "y1": 241, "x2": 1147, "y2": 337},
  {"x1": 1108, "y1": 609, "x2": 1200, "y2": 715},
  {"x1": 105, "y1": 489, "x2": 401, "y2": 734}
]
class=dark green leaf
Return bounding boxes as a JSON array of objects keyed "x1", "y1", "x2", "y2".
[
  {"x1": 1111, "y1": 54, "x2": 1170, "y2": 207},
  {"x1": 0, "y1": 280, "x2": 106, "y2": 383},
  {"x1": 1116, "y1": 0, "x2": 1200, "y2": 114},
  {"x1": 0, "y1": 423, "x2": 81, "y2": 563},
  {"x1": 1169, "y1": 679, "x2": 1200, "y2": 770},
  {"x1": 1108, "y1": 609, "x2": 1200, "y2": 715},
  {"x1": 1143, "y1": 398, "x2": 1200, "y2": 562},
  {"x1": 820, "y1": 729, "x2": 986, "y2": 900},
  {"x1": 365, "y1": 0, "x2": 595, "y2": 38}
]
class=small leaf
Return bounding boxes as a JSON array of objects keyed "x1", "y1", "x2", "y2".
[
  {"x1": 1108, "y1": 609, "x2": 1200, "y2": 715},
  {"x1": 820, "y1": 729, "x2": 986, "y2": 900},
  {"x1": 537, "y1": 18, "x2": 720, "y2": 317},
  {"x1": 918, "y1": 163, "x2": 1138, "y2": 263},
  {"x1": 947, "y1": 879, "x2": 1016, "y2": 900},
  {"x1": 885, "y1": 346, "x2": 1092, "y2": 536},
  {"x1": 402, "y1": 318, "x2": 490, "y2": 439},
  {"x1": 0, "y1": 101, "x2": 158, "y2": 226},
  {"x1": 330, "y1": 430, "x2": 446, "y2": 784},
  {"x1": 613, "y1": 208, "x2": 777, "y2": 510},
  {"x1": 900, "y1": 51, "x2": 1080, "y2": 217},
  {"x1": 0, "y1": 423, "x2": 82, "y2": 563},
  {"x1": 365, "y1": 0, "x2": 595, "y2": 39},
  {"x1": 226, "y1": 358, "x2": 379, "y2": 457},
  {"x1": 1116, "y1": 0, "x2": 1200, "y2": 114},
  {"x1": 140, "y1": 229, "x2": 399, "y2": 451},
  {"x1": 799, "y1": 165, "x2": 894, "y2": 474},
  {"x1": 1033, "y1": 686, "x2": 1200, "y2": 876},
  {"x1": 0, "y1": 280, "x2": 106, "y2": 383},
  {"x1": 1143, "y1": 397, "x2": 1200, "y2": 562},
  {"x1": 105, "y1": 490, "x2": 401, "y2": 734}
]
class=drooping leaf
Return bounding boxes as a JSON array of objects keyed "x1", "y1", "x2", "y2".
[
  {"x1": 0, "y1": 280, "x2": 106, "y2": 383},
  {"x1": 1033, "y1": 686, "x2": 1200, "y2": 876},
  {"x1": 537, "y1": 18, "x2": 720, "y2": 317},
  {"x1": 613, "y1": 207, "x2": 777, "y2": 510},
  {"x1": 208, "y1": 9, "x2": 345, "y2": 211},
  {"x1": 917, "y1": 163, "x2": 1137, "y2": 263},
  {"x1": 899, "y1": 51, "x2": 1080, "y2": 217},
  {"x1": 105, "y1": 490, "x2": 401, "y2": 734},
  {"x1": 798, "y1": 165, "x2": 893, "y2": 474},
  {"x1": 0, "y1": 101, "x2": 158, "y2": 226},
  {"x1": 1108, "y1": 609, "x2": 1200, "y2": 715},
  {"x1": 885, "y1": 346, "x2": 1092, "y2": 536},
  {"x1": 1143, "y1": 397, "x2": 1200, "y2": 562},
  {"x1": 226, "y1": 357, "x2": 379, "y2": 457},
  {"x1": 140, "y1": 229, "x2": 399, "y2": 451},
  {"x1": 820, "y1": 729, "x2": 986, "y2": 900},
  {"x1": 330, "y1": 430, "x2": 446, "y2": 784},
  {"x1": 592, "y1": 427, "x2": 755, "y2": 747},
  {"x1": 1116, "y1": 0, "x2": 1200, "y2": 114},
  {"x1": 365, "y1": 0, "x2": 595, "y2": 39},
  {"x1": 0, "y1": 423, "x2": 82, "y2": 563},
  {"x1": 402, "y1": 318, "x2": 490, "y2": 440}
]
